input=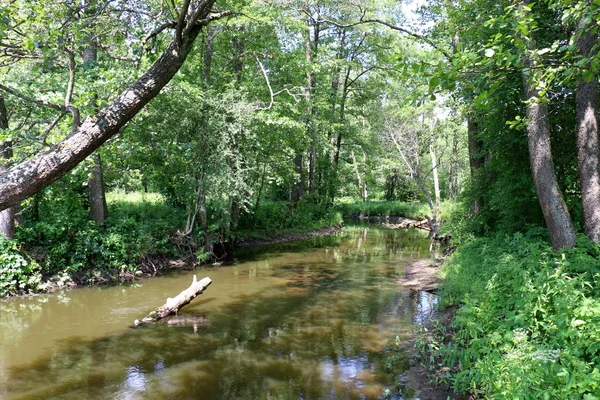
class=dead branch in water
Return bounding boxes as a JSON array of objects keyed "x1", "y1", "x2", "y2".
[{"x1": 134, "y1": 275, "x2": 212, "y2": 325}]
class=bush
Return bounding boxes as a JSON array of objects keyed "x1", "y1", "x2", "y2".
[
  {"x1": 0, "y1": 238, "x2": 41, "y2": 297},
  {"x1": 433, "y1": 232, "x2": 600, "y2": 398},
  {"x1": 238, "y1": 200, "x2": 343, "y2": 237},
  {"x1": 13, "y1": 192, "x2": 185, "y2": 284}
]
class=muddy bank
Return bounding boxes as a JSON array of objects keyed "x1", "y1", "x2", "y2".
[
  {"x1": 398, "y1": 259, "x2": 443, "y2": 292},
  {"x1": 398, "y1": 258, "x2": 466, "y2": 400}
]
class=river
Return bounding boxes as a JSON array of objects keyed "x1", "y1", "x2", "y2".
[{"x1": 0, "y1": 225, "x2": 438, "y2": 399}]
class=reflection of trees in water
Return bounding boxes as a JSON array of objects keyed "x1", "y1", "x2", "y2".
[{"x1": 2, "y1": 226, "x2": 433, "y2": 399}]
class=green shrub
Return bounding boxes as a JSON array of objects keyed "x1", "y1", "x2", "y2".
[
  {"x1": 238, "y1": 200, "x2": 343, "y2": 237},
  {"x1": 434, "y1": 232, "x2": 600, "y2": 398},
  {"x1": 0, "y1": 238, "x2": 41, "y2": 297},
  {"x1": 14, "y1": 192, "x2": 184, "y2": 282}
]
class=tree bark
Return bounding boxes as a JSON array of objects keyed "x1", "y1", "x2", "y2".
[
  {"x1": 448, "y1": 130, "x2": 459, "y2": 200},
  {"x1": 467, "y1": 117, "x2": 484, "y2": 213},
  {"x1": 576, "y1": 24, "x2": 600, "y2": 242},
  {"x1": 88, "y1": 153, "x2": 108, "y2": 223},
  {"x1": 304, "y1": 6, "x2": 319, "y2": 196},
  {"x1": 84, "y1": 24, "x2": 109, "y2": 224},
  {"x1": 0, "y1": 95, "x2": 15, "y2": 239},
  {"x1": 429, "y1": 141, "x2": 441, "y2": 223},
  {"x1": 516, "y1": 0, "x2": 575, "y2": 250},
  {"x1": 134, "y1": 276, "x2": 212, "y2": 325},
  {"x1": 291, "y1": 153, "x2": 304, "y2": 206},
  {"x1": 0, "y1": 2, "x2": 226, "y2": 212},
  {"x1": 350, "y1": 150, "x2": 367, "y2": 201}
]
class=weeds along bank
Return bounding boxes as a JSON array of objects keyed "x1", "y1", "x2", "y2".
[
  {"x1": 0, "y1": 192, "x2": 343, "y2": 297},
  {"x1": 425, "y1": 230, "x2": 600, "y2": 398}
]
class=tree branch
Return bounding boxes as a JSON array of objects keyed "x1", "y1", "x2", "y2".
[
  {"x1": 317, "y1": 17, "x2": 453, "y2": 61},
  {"x1": 64, "y1": 50, "x2": 76, "y2": 107},
  {"x1": 0, "y1": 84, "x2": 64, "y2": 112},
  {"x1": 255, "y1": 55, "x2": 276, "y2": 110},
  {"x1": 0, "y1": 2, "x2": 227, "y2": 211}
]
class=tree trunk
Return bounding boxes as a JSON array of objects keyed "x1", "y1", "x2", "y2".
[
  {"x1": 252, "y1": 163, "x2": 267, "y2": 225},
  {"x1": 467, "y1": 117, "x2": 484, "y2": 213},
  {"x1": 202, "y1": 28, "x2": 214, "y2": 88},
  {"x1": 361, "y1": 150, "x2": 368, "y2": 201},
  {"x1": 350, "y1": 150, "x2": 367, "y2": 201},
  {"x1": 576, "y1": 25, "x2": 600, "y2": 242},
  {"x1": 134, "y1": 276, "x2": 212, "y2": 325},
  {"x1": 84, "y1": 31, "x2": 109, "y2": 224},
  {"x1": 88, "y1": 153, "x2": 108, "y2": 223},
  {"x1": 0, "y1": 95, "x2": 15, "y2": 239},
  {"x1": 232, "y1": 25, "x2": 244, "y2": 85},
  {"x1": 304, "y1": 8, "x2": 319, "y2": 196},
  {"x1": 448, "y1": 131, "x2": 459, "y2": 200},
  {"x1": 0, "y1": 2, "x2": 225, "y2": 212},
  {"x1": 291, "y1": 153, "x2": 305, "y2": 206},
  {"x1": 517, "y1": 0, "x2": 575, "y2": 250},
  {"x1": 429, "y1": 141, "x2": 441, "y2": 222},
  {"x1": 523, "y1": 87, "x2": 575, "y2": 250}
]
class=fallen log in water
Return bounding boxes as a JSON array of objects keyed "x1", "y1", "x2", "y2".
[{"x1": 134, "y1": 275, "x2": 212, "y2": 325}]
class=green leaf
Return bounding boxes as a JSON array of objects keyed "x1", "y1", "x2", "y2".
[
  {"x1": 429, "y1": 77, "x2": 441, "y2": 89},
  {"x1": 584, "y1": 70, "x2": 595, "y2": 83},
  {"x1": 484, "y1": 48, "x2": 495, "y2": 57}
]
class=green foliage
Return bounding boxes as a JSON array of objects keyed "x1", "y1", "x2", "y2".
[
  {"x1": 15, "y1": 191, "x2": 184, "y2": 284},
  {"x1": 432, "y1": 232, "x2": 600, "y2": 398},
  {"x1": 0, "y1": 238, "x2": 41, "y2": 297},
  {"x1": 238, "y1": 200, "x2": 343, "y2": 237},
  {"x1": 336, "y1": 199, "x2": 459, "y2": 221}
]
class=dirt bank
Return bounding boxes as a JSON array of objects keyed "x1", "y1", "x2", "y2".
[
  {"x1": 397, "y1": 259, "x2": 443, "y2": 292},
  {"x1": 398, "y1": 258, "x2": 467, "y2": 400}
]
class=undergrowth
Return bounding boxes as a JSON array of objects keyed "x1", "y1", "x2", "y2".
[
  {"x1": 427, "y1": 231, "x2": 600, "y2": 399},
  {"x1": 237, "y1": 200, "x2": 343, "y2": 240},
  {"x1": 1, "y1": 195, "x2": 344, "y2": 296}
]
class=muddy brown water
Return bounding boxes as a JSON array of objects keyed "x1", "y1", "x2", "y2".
[{"x1": 0, "y1": 225, "x2": 439, "y2": 400}]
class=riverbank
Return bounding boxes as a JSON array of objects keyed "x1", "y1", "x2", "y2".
[
  {"x1": 397, "y1": 259, "x2": 442, "y2": 292},
  {"x1": 236, "y1": 225, "x2": 343, "y2": 247},
  {"x1": 397, "y1": 258, "x2": 465, "y2": 400},
  {"x1": 1, "y1": 223, "x2": 346, "y2": 297}
]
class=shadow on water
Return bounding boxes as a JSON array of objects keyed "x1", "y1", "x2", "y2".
[{"x1": 0, "y1": 226, "x2": 436, "y2": 400}]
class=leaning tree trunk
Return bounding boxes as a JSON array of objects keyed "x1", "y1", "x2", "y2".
[
  {"x1": 0, "y1": 1, "x2": 226, "y2": 212},
  {"x1": 518, "y1": 5, "x2": 575, "y2": 249},
  {"x1": 0, "y1": 96, "x2": 15, "y2": 239},
  {"x1": 576, "y1": 25, "x2": 600, "y2": 242}
]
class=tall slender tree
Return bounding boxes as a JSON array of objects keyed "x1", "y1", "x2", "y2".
[
  {"x1": 516, "y1": 0, "x2": 575, "y2": 249},
  {"x1": 575, "y1": 12, "x2": 600, "y2": 242}
]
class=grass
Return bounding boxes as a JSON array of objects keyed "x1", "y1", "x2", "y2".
[{"x1": 424, "y1": 231, "x2": 600, "y2": 398}]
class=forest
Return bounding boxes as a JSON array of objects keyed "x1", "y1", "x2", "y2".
[{"x1": 1, "y1": 0, "x2": 600, "y2": 398}]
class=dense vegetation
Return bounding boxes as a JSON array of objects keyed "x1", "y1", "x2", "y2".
[
  {"x1": 0, "y1": 0, "x2": 468, "y2": 296},
  {"x1": 2, "y1": 0, "x2": 600, "y2": 397}
]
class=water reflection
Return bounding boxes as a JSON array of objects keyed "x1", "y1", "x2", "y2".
[
  {"x1": 412, "y1": 291, "x2": 439, "y2": 325},
  {"x1": 0, "y1": 226, "x2": 434, "y2": 399}
]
